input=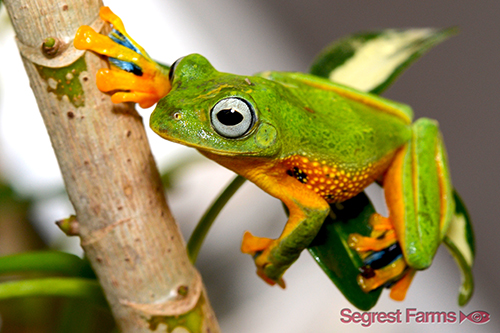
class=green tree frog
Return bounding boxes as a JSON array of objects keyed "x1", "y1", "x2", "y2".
[{"x1": 74, "y1": 7, "x2": 470, "y2": 303}]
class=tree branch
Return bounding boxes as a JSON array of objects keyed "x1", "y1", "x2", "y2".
[{"x1": 3, "y1": 0, "x2": 219, "y2": 331}]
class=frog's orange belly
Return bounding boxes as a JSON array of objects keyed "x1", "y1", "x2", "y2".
[
  {"x1": 281, "y1": 153, "x2": 395, "y2": 203},
  {"x1": 199, "y1": 149, "x2": 397, "y2": 204}
]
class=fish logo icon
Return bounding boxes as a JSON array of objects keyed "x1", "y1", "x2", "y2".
[{"x1": 459, "y1": 311, "x2": 490, "y2": 324}]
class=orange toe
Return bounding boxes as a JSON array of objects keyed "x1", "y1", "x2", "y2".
[
  {"x1": 241, "y1": 231, "x2": 273, "y2": 255},
  {"x1": 389, "y1": 268, "x2": 416, "y2": 301}
]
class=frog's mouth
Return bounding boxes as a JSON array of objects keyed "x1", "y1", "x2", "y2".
[
  {"x1": 153, "y1": 130, "x2": 266, "y2": 157},
  {"x1": 152, "y1": 122, "x2": 279, "y2": 158}
]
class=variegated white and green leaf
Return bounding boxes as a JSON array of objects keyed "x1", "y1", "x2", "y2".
[
  {"x1": 444, "y1": 191, "x2": 475, "y2": 306},
  {"x1": 309, "y1": 28, "x2": 457, "y2": 94}
]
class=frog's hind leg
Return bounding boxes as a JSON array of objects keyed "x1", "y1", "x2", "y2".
[{"x1": 349, "y1": 118, "x2": 454, "y2": 300}]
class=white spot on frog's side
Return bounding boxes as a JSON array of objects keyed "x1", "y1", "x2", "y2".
[
  {"x1": 446, "y1": 213, "x2": 473, "y2": 266},
  {"x1": 329, "y1": 29, "x2": 435, "y2": 92}
]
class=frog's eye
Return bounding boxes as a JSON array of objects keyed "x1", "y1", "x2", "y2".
[
  {"x1": 210, "y1": 97, "x2": 256, "y2": 138},
  {"x1": 168, "y1": 56, "x2": 184, "y2": 82}
]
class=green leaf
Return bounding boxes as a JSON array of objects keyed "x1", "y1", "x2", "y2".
[
  {"x1": 0, "y1": 251, "x2": 96, "y2": 279},
  {"x1": 443, "y1": 190, "x2": 475, "y2": 306},
  {"x1": 309, "y1": 27, "x2": 457, "y2": 94},
  {"x1": 308, "y1": 193, "x2": 382, "y2": 310},
  {"x1": 0, "y1": 277, "x2": 109, "y2": 309}
]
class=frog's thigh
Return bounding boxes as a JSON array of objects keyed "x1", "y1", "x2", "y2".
[{"x1": 384, "y1": 118, "x2": 454, "y2": 270}]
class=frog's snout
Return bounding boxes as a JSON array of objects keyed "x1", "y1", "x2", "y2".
[{"x1": 149, "y1": 107, "x2": 173, "y2": 134}]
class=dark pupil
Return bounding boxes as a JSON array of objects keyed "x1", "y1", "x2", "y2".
[{"x1": 217, "y1": 108, "x2": 244, "y2": 126}]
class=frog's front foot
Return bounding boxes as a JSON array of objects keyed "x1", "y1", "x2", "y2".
[
  {"x1": 348, "y1": 213, "x2": 415, "y2": 301},
  {"x1": 241, "y1": 231, "x2": 286, "y2": 288},
  {"x1": 74, "y1": 7, "x2": 171, "y2": 108}
]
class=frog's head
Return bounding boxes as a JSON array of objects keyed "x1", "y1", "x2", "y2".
[{"x1": 150, "y1": 54, "x2": 281, "y2": 158}]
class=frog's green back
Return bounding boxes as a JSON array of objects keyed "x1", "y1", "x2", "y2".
[{"x1": 258, "y1": 71, "x2": 412, "y2": 170}]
